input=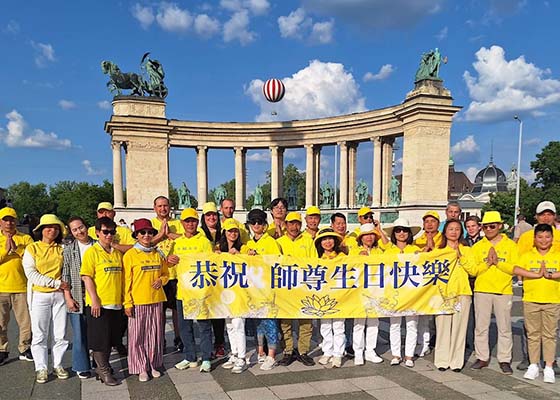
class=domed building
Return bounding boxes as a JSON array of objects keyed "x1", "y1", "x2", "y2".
[{"x1": 459, "y1": 156, "x2": 510, "y2": 203}]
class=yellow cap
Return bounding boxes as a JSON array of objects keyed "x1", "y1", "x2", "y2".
[
  {"x1": 0, "y1": 207, "x2": 17, "y2": 220},
  {"x1": 97, "y1": 202, "x2": 114, "y2": 211},
  {"x1": 33, "y1": 214, "x2": 66, "y2": 234},
  {"x1": 202, "y1": 202, "x2": 218, "y2": 215},
  {"x1": 422, "y1": 210, "x2": 440, "y2": 221},
  {"x1": 285, "y1": 211, "x2": 302, "y2": 222},
  {"x1": 180, "y1": 208, "x2": 199, "y2": 220},
  {"x1": 222, "y1": 218, "x2": 239, "y2": 231},
  {"x1": 305, "y1": 206, "x2": 321, "y2": 216},
  {"x1": 314, "y1": 228, "x2": 343, "y2": 245},
  {"x1": 358, "y1": 206, "x2": 373, "y2": 217},
  {"x1": 481, "y1": 211, "x2": 503, "y2": 225}
]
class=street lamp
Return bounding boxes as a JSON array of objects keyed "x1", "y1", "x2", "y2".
[{"x1": 513, "y1": 115, "x2": 523, "y2": 228}]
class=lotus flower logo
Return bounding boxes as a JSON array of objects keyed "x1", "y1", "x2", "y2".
[{"x1": 300, "y1": 294, "x2": 339, "y2": 317}]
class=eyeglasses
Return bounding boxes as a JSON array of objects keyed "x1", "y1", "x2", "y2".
[
  {"x1": 137, "y1": 230, "x2": 154, "y2": 236},
  {"x1": 273, "y1": 205, "x2": 287, "y2": 211},
  {"x1": 362, "y1": 214, "x2": 374, "y2": 220},
  {"x1": 248, "y1": 219, "x2": 265, "y2": 225},
  {"x1": 482, "y1": 224, "x2": 498, "y2": 230},
  {"x1": 100, "y1": 229, "x2": 117, "y2": 236},
  {"x1": 394, "y1": 227, "x2": 409, "y2": 234}
]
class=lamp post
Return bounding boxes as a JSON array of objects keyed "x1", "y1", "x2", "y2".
[{"x1": 513, "y1": 115, "x2": 523, "y2": 227}]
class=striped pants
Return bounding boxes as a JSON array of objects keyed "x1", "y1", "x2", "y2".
[{"x1": 127, "y1": 303, "x2": 164, "y2": 374}]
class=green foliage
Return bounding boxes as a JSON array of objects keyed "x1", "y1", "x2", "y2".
[
  {"x1": 6, "y1": 182, "x2": 54, "y2": 218},
  {"x1": 209, "y1": 179, "x2": 235, "y2": 205},
  {"x1": 531, "y1": 141, "x2": 560, "y2": 189},
  {"x1": 169, "y1": 183, "x2": 197, "y2": 210},
  {"x1": 283, "y1": 164, "x2": 306, "y2": 210},
  {"x1": 483, "y1": 179, "x2": 543, "y2": 226}
]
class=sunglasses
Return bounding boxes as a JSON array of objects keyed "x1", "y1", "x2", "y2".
[
  {"x1": 137, "y1": 229, "x2": 155, "y2": 236},
  {"x1": 248, "y1": 219, "x2": 265, "y2": 225},
  {"x1": 394, "y1": 227, "x2": 409, "y2": 234},
  {"x1": 362, "y1": 214, "x2": 374, "y2": 220},
  {"x1": 482, "y1": 224, "x2": 498, "y2": 230},
  {"x1": 101, "y1": 229, "x2": 117, "y2": 236}
]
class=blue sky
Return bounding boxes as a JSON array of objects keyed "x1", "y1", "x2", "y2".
[{"x1": 1, "y1": 0, "x2": 559, "y2": 198}]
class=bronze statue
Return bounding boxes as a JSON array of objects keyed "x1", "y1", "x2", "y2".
[{"x1": 415, "y1": 48, "x2": 446, "y2": 83}]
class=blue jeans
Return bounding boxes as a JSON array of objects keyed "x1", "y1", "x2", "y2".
[
  {"x1": 68, "y1": 313, "x2": 91, "y2": 372},
  {"x1": 176, "y1": 300, "x2": 212, "y2": 362}
]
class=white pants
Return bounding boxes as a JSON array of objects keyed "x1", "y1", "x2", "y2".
[
  {"x1": 225, "y1": 318, "x2": 246, "y2": 358},
  {"x1": 390, "y1": 316, "x2": 418, "y2": 358},
  {"x1": 352, "y1": 318, "x2": 379, "y2": 356},
  {"x1": 30, "y1": 291, "x2": 68, "y2": 371},
  {"x1": 320, "y1": 319, "x2": 345, "y2": 357},
  {"x1": 417, "y1": 315, "x2": 432, "y2": 347}
]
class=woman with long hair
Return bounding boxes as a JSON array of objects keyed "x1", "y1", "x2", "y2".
[{"x1": 23, "y1": 214, "x2": 70, "y2": 383}]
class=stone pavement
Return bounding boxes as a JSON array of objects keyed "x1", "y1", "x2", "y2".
[{"x1": 3, "y1": 288, "x2": 560, "y2": 400}]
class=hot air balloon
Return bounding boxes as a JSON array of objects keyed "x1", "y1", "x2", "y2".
[{"x1": 263, "y1": 78, "x2": 285, "y2": 103}]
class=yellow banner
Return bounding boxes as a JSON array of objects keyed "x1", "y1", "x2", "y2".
[{"x1": 176, "y1": 248, "x2": 460, "y2": 319}]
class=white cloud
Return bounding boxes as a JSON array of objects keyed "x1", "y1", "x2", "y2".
[
  {"x1": 302, "y1": 0, "x2": 444, "y2": 30},
  {"x1": 363, "y1": 64, "x2": 394, "y2": 82},
  {"x1": 520, "y1": 170, "x2": 536, "y2": 183},
  {"x1": 0, "y1": 110, "x2": 71, "y2": 149},
  {"x1": 97, "y1": 100, "x2": 111, "y2": 110},
  {"x1": 3, "y1": 20, "x2": 20, "y2": 35},
  {"x1": 465, "y1": 166, "x2": 479, "y2": 182},
  {"x1": 156, "y1": 2, "x2": 193, "y2": 32},
  {"x1": 82, "y1": 160, "x2": 104, "y2": 176},
  {"x1": 523, "y1": 137, "x2": 541, "y2": 146},
  {"x1": 246, "y1": 59, "x2": 366, "y2": 122},
  {"x1": 223, "y1": 10, "x2": 256, "y2": 45},
  {"x1": 451, "y1": 135, "x2": 480, "y2": 164},
  {"x1": 247, "y1": 151, "x2": 270, "y2": 162},
  {"x1": 278, "y1": 8, "x2": 333, "y2": 44},
  {"x1": 194, "y1": 14, "x2": 220, "y2": 37},
  {"x1": 131, "y1": 4, "x2": 155, "y2": 29},
  {"x1": 435, "y1": 26, "x2": 448, "y2": 41},
  {"x1": 220, "y1": 0, "x2": 270, "y2": 15},
  {"x1": 463, "y1": 45, "x2": 560, "y2": 122},
  {"x1": 31, "y1": 41, "x2": 56, "y2": 68},
  {"x1": 284, "y1": 149, "x2": 299, "y2": 159},
  {"x1": 58, "y1": 99, "x2": 77, "y2": 110}
]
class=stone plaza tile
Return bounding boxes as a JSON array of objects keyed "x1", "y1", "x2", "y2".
[
  {"x1": 174, "y1": 380, "x2": 224, "y2": 396},
  {"x1": 269, "y1": 382, "x2": 321, "y2": 399},
  {"x1": 228, "y1": 387, "x2": 280, "y2": 400},
  {"x1": 415, "y1": 369, "x2": 472, "y2": 383},
  {"x1": 81, "y1": 378, "x2": 130, "y2": 395},
  {"x1": 348, "y1": 376, "x2": 400, "y2": 391},
  {"x1": 285, "y1": 360, "x2": 325, "y2": 372},
  {"x1": 471, "y1": 392, "x2": 526, "y2": 400},
  {"x1": 410, "y1": 358, "x2": 435, "y2": 371},
  {"x1": 180, "y1": 393, "x2": 231, "y2": 400},
  {"x1": 167, "y1": 368, "x2": 216, "y2": 385},
  {"x1": 366, "y1": 386, "x2": 425, "y2": 400},
  {"x1": 249, "y1": 363, "x2": 290, "y2": 375},
  {"x1": 308, "y1": 378, "x2": 361, "y2": 395},
  {"x1": 444, "y1": 380, "x2": 501, "y2": 396},
  {"x1": 81, "y1": 390, "x2": 132, "y2": 400}
]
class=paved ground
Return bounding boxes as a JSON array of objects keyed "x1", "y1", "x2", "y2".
[{"x1": 3, "y1": 288, "x2": 560, "y2": 400}]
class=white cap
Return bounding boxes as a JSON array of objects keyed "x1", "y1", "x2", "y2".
[{"x1": 536, "y1": 201, "x2": 556, "y2": 214}]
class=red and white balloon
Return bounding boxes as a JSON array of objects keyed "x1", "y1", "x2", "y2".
[{"x1": 263, "y1": 78, "x2": 285, "y2": 103}]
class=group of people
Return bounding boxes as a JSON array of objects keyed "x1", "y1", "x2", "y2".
[{"x1": 1, "y1": 197, "x2": 559, "y2": 386}]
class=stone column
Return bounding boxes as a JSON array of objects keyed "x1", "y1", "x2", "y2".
[
  {"x1": 112, "y1": 141, "x2": 125, "y2": 208},
  {"x1": 381, "y1": 138, "x2": 394, "y2": 206},
  {"x1": 314, "y1": 146, "x2": 321, "y2": 206},
  {"x1": 339, "y1": 142, "x2": 348, "y2": 208},
  {"x1": 348, "y1": 143, "x2": 357, "y2": 208},
  {"x1": 270, "y1": 146, "x2": 280, "y2": 200},
  {"x1": 305, "y1": 144, "x2": 315, "y2": 209},
  {"x1": 278, "y1": 148, "x2": 284, "y2": 197},
  {"x1": 196, "y1": 146, "x2": 208, "y2": 207},
  {"x1": 234, "y1": 147, "x2": 246, "y2": 210},
  {"x1": 371, "y1": 137, "x2": 382, "y2": 207}
]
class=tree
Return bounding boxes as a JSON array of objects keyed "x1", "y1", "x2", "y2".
[
  {"x1": 530, "y1": 141, "x2": 560, "y2": 207},
  {"x1": 5, "y1": 182, "x2": 54, "y2": 219},
  {"x1": 483, "y1": 179, "x2": 542, "y2": 226}
]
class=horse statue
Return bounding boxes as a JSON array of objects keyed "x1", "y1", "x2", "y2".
[{"x1": 101, "y1": 60, "x2": 145, "y2": 96}]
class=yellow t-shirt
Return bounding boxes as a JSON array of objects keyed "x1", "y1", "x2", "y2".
[
  {"x1": 266, "y1": 221, "x2": 287, "y2": 239},
  {"x1": 0, "y1": 231, "x2": 34, "y2": 293},
  {"x1": 276, "y1": 233, "x2": 317, "y2": 257},
  {"x1": 384, "y1": 243, "x2": 421, "y2": 254},
  {"x1": 88, "y1": 225, "x2": 135, "y2": 245},
  {"x1": 517, "y1": 227, "x2": 560, "y2": 256},
  {"x1": 517, "y1": 248, "x2": 560, "y2": 303},
  {"x1": 245, "y1": 233, "x2": 281, "y2": 256},
  {"x1": 472, "y1": 234, "x2": 518, "y2": 295},
  {"x1": 26, "y1": 241, "x2": 63, "y2": 293},
  {"x1": 123, "y1": 248, "x2": 169, "y2": 308},
  {"x1": 440, "y1": 245, "x2": 487, "y2": 297},
  {"x1": 169, "y1": 232, "x2": 213, "y2": 300},
  {"x1": 342, "y1": 234, "x2": 359, "y2": 255},
  {"x1": 80, "y1": 243, "x2": 124, "y2": 306},
  {"x1": 350, "y1": 245, "x2": 383, "y2": 256},
  {"x1": 151, "y1": 217, "x2": 184, "y2": 280},
  {"x1": 414, "y1": 231, "x2": 443, "y2": 250}
]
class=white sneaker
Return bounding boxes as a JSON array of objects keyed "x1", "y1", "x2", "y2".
[
  {"x1": 260, "y1": 356, "x2": 276, "y2": 371},
  {"x1": 354, "y1": 355, "x2": 364, "y2": 366},
  {"x1": 331, "y1": 356, "x2": 342, "y2": 368},
  {"x1": 523, "y1": 364, "x2": 539, "y2": 380},
  {"x1": 175, "y1": 359, "x2": 198, "y2": 370},
  {"x1": 544, "y1": 367, "x2": 555, "y2": 383},
  {"x1": 222, "y1": 355, "x2": 238, "y2": 369},
  {"x1": 231, "y1": 359, "x2": 246, "y2": 374},
  {"x1": 318, "y1": 355, "x2": 332, "y2": 365},
  {"x1": 365, "y1": 351, "x2": 384, "y2": 364},
  {"x1": 405, "y1": 359, "x2": 414, "y2": 368},
  {"x1": 258, "y1": 354, "x2": 267, "y2": 364},
  {"x1": 390, "y1": 357, "x2": 401, "y2": 366}
]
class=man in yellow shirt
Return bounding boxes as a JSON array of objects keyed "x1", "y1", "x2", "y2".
[
  {"x1": 517, "y1": 201, "x2": 560, "y2": 256},
  {"x1": 168, "y1": 208, "x2": 214, "y2": 373},
  {"x1": 88, "y1": 202, "x2": 135, "y2": 253},
  {"x1": 276, "y1": 212, "x2": 317, "y2": 367},
  {"x1": 302, "y1": 206, "x2": 321, "y2": 240},
  {"x1": 150, "y1": 196, "x2": 183, "y2": 352},
  {"x1": 330, "y1": 213, "x2": 358, "y2": 255},
  {"x1": 470, "y1": 211, "x2": 517, "y2": 375},
  {"x1": 415, "y1": 211, "x2": 443, "y2": 250},
  {"x1": 0, "y1": 207, "x2": 34, "y2": 365},
  {"x1": 267, "y1": 198, "x2": 288, "y2": 239}
]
